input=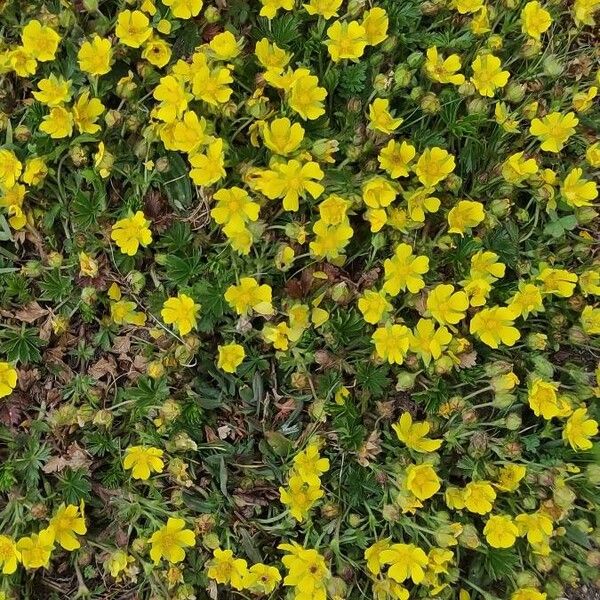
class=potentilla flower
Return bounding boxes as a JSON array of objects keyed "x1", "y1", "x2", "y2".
[
  {"x1": 191, "y1": 63, "x2": 233, "y2": 106},
  {"x1": 260, "y1": 0, "x2": 294, "y2": 19},
  {"x1": 123, "y1": 445, "x2": 164, "y2": 480},
  {"x1": 484, "y1": 515, "x2": 518, "y2": 548},
  {"x1": 206, "y1": 548, "x2": 248, "y2": 589},
  {"x1": 167, "y1": 111, "x2": 209, "y2": 154},
  {"x1": 262, "y1": 322, "x2": 291, "y2": 350},
  {"x1": 217, "y1": 343, "x2": 246, "y2": 373},
  {"x1": 280, "y1": 474, "x2": 324, "y2": 521},
  {"x1": 470, "y1": 306, "x2": 520, "y2": 348},
  {"x1": 470, "y1": 53, "x2": 510, "y2": 97},
  {"x1": 48, "y1": 502, "x2": 87, "y2": 551},
  {"x1": 32, "y1": 74, "x2": 72, "y2": 107},
  {"x1": 537, "y1": 267, "x2": 577, "y2": 297},
  {"x1": 463, "y1": 480, "x2": 496, "y2": 514},
  {"x1": 325, "y1": 20, "x2": 367, "y2": 62},
  {"x1": 573, "y1": 0, "x2": 600, "y2": 26},
  {"x1": 149, "y1": 518, "x2": 196, "y2": 564},
  {"x1": 495, "y1": 102, "x2": 520, "y2": 133},
  {"x1": 365, "y1": 539, "x2": 391, "y2": 575},
  {"x1": 372, "y1": 324, "x2": 411, "y2": 364},
  {"x1": 495, "y1": 464, "x2": 527, "y2": 492},
  {"x1": 0, "y1": 149, "x2": 22, "y2": 188},
  {"x1": 515, "y1": 511, "x2": 554, "y2": 545},
  {"x1": 527, "y1": 378, "x2": 563, "y2": 420},
  {"x1": 153, "y1": 75, "x2": 190, "y2": 123},
  {"x1": 78, "y1": 35, "x2": 112, "y2": 76},
  {"x1": 358, "y1": 290, "x2": 392, "y2": 324},
  {"x1": 209, "y1": 31, "x2": 241, "y2": 60},
  {"x1": 142, "y1": 37, "x2": 172, "y2": 68},
  {"x1": 415, "y1": 147, "x2": 455, "y2": 187},
  {"x1": 293, "y1": 442, "x2": 330, "y2": 486},
  {"x1": 287, "y1": 70, "x2": 327, "y2": 120},
  {"x1": 573, "y1": 86, "x2": 598, "y2": 113},
  {"x1": 310, "y1": 219, "x2": 354, "y2": 259},
  {"x1": 426, "y1": 284, "x2": 469, "y2": 325},
  {"x1": 303, "y1": 0, "x2": 342, "y2": 18},
  {"x1": 383, "y1": 243, "x2": 429, "y2": 295},
  {"x1": 358, "y1": 7, "x2": 387, "y2": 45},
  {"x1": 39, "y1": 106, "x2": 74, "y2": 139},
  {"x1": 425, "y1": 47, "x2": 465, "y2": 85},
  {"x1": 529, "y1": 111, "x2": 579, "y2": 153},
  {"x1": 578, "y1": 270, "x2": 600, "y2": 296},
  {"x1": 72, "y1": 92, "x2": 105, "y2": 134},
  {"x1": 511, "y1": 588, "x2": 547, "y2": 600},
  {"x1": 393, "y1": 412, "x2": 443, "y2": 453},
  {"x1": 502, "y1": 152, "x2": 538, "y2": 184},
  {"x1": 0, "y1": 362, "x2": 18, "y2": 398},
  {"x1": 521, "y1": 2, "x2": 553, "y2": 40},
  {"x1": 560, "y1": 168, "x2": 598, "y2": 208},
  {"x1": 17, "y1": 528, "x2": 55, "y2": 569},
  {"x1": 21, "y1": 20, "x2": 60, "y2": 62},
  {"x1": 409, "y1": 319, "x2": 452, "y2": 366},
  {"x1": 162, "y1": 0, "x2": 204, "y2": 19},
  {"x1": 452, "y1": 0, "x2": 484, "y2": 13},
  {"x1": 111, "y1": 211, "x2": 153, "y2": 256},
  {"x1": 254, "y1": 38, "x2": 291, "y2": 72},
  {"x1": 279, "y1": 542, "x2": 329, "y2": 600},
  {"x1": 380, "y1": 543, "x2": 428, "y2": 584},
  {"x1": 211, "y1": 187, "x2": 259, "y2": 229},
  {"x1": 403, "y1": 187, "x2": 440, "y2": 222},
  {"x1": 405, "y1": 463, "x2": 441, "y2": 500},
  {"x1": 369, "y1": 99, "x2": 404, "y2": 135},
  {"x1": 244, "y1": 563, "x2": 282, "y2": 594},
  {"x1": 224, "y1": 277, "x2": 273, "y2": 316},
  {"x1": 189, "y1": 138, "x2": 226, "y2": 186},
  {"x1": 115, "y1": 10, "x2": 152, "y2": 48},
  {"x1": 362, "y1": 177, "x2": 397, "y2": 208},
  {"x1": 372, "y1": 578, "x2": 410, "y2": 600},
  {"x1": 563, "y1": 406, "x2": 598, "y2": 450},
  {"x1": 261, "y1": 117, "x2": 305, "y2": 155},
  {"x1": 0, "y1": 535, "x2": 20, "y2": 574},
  {"x1": 9, "y1": 47, "x2": 38, "y2": 77},
  {"x1": 161, "y1": 293, "x2": 200, "y2": 336},
  {"x1": 378, "y1": 140, "x2": 415, "y2": 178},
  {"x1": 447, "y1": 200, "x2": 485, "y2": 235},
  {"x1": 582, "y1": 305, "x2": 600, "y2": 334}
]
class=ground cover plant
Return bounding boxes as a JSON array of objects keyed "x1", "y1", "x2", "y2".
[{"x1": 0, "y1": 0, "x2": 599, "y2": 598}]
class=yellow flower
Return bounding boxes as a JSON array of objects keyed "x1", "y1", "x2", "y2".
[
  {"x1": 404, "y1": 187, "x2": 440, "y2": 222},
  {"x1": 362, "y1": 7, "x2": 389, "y2": 46},
  {"x1": 217, "y1": 343, "x2": 245, "y2": 373},
  {"x1": 167, "y1": 111, "x2": 209, "y2": 154},
  {"x1": 94, "y1": 142, "x2": 115, "y2": 179},
  {"x1": 393, "y1": 412, "x2": 442, "y2": 454},
  {"x1": 582, "y1": 305, "x2": 600, "y2": 334},
  {"x1": 530, "y1": 111, "x2": 579, "y2": 153},
  {"x1": 225, "y1": 277, "x2": 273, "y2": 316},
  {"x1": 586, "y1": 142, "x2": 600, "y2": 167},
  {"x1": 149, "y1": 518, "x2": 195, "y2": 564},
  {"x1": 123, "y1": 445, "x2": 164, "y2": 480},
  {"x1": 560, "y1": 168, "x2": 598, "y2": 208},
  {"x1": 0, "y1": 362, "x2": 18, "y2": 398},
  {"x1": 22, "y1": 157, "x2": 47, "y2": 186},
  {"x1": 537, "y1": 267, "x2": 577, "y2": 297},
  {"x1": 153, "y1": 75, "x2": 190, "y2": 122},
  {"x1": 563, "y1": 407, "x2": 598, "y2": 450},
  {"x1": 378, "y1": 140, "x2": 415, "y2": 178},
  {"x1": 528, "y1": 378, "x2": 562, "y2": 420},
  {"x1": 452, "y1": 0, "x2": 484, "y2": 13},
  {"x1": 211, "y1": 186, "x2": 259, "y2": 229},
  {"x1": 383, "y1": 243, "x2": 429, "y2": 296},
  {"x1": 427, "y1": 284, "x2": 469, "y2": 325},
  {"x1": 463, "y1": 480, "x2": 496, "y2": 514},
  {"x1": 111, "y1": 211, "x2": 152, "y2": 256},
  {"x1": 521, "y1": 2, "x2": 553, "y2": 40},
  {"x1": 502, "y1": 152, "x2": 538, "y2": 184},
  {"x1": 207, "y1": 548, "x2": 248, "y2": 589},
  {"x1": 470, "y1": 306, "x2": 520, "y2": 349},
  {"x1": 362, "y1": 177, "x2": 397, "y2": 208},
  {"x1": 40, "y1": 106, "x2": 74, "y2": 139},
  {"x1": 425, "y1": 47, "x2": 465, "y2": 85},
  {"x1": 495, "y1": 464, "x2": 527, "y2": 492},
  {"x1": 260, "y1": 0, "x2": 294, "y2": 19},
  {"x1": 72, "y1": 92, "x2": 105, "y2": 134},
  {"x1": 288, "y1": 70, "x2": 327, "y2": 120},
  {"x1": 484, "y1": 515, "x2": 518, "y2": 548},
  {"x1": 358, "y1": 290, "x2": 391, "y2": 324},
  {"x1": 263, "y1": 322, "x2": 291, "y2": 350},
  {"x1": 21, "y1": 20, "x2": 60, "y2": 62},
  {"x1": 380, "y1": 543, "x2": 428, "y2": 584},
  {"x1": 255, "y1": 160, "x2": 324, "y2": 211},
  {"x1": 17, "y1": 528, "x2": 55, "y2": 569},
  {"x1": 512, "y1": 589, "x2": 547, "y2": 600},
  {"x1": 142, "y1": 37, "x2": 172, "y2": 68},
  {"x1": 365, "y1": 539, "x2": 391, "y2": 575},
  {"x1": 9, "y1": 47, "x2": 37, "y2": 77},
  {"x1": 49, "y1": 503, "x2": 87, "y2": 551},
  {"x1": 369, "y1": 98, "x2": 403, "y2": 134},
  {"x1": 310, "y1": 222, "x2": 351, "y2": 260},
  {"x1": 0, "y1": 536, "x2": 20, "y2": 574},
  {"x1": 162, "y1": 0, "x2": 203, "y2": 19},
  {"x1": 444, "y1": 487, "x2": 466, "y2": 510},
  {"x1": 111, "y1": 300, "x2": 147, "y2": 327},
  {"x1": 372, "y1": 324, "x2": 411, "y2": 365},
  {"x1": 325, "y1": 20, "x2": 367, "y2": 62},
  {"x1": 161, "y1": 293, "x2": 200, "y2": 336},
  {"x1": 293, "y1": 443, "x2": 330, "y2": 486},
  {"x1": 115, "y1": 10, "x2": 152, "y2": 48},
  {"x1": 255, "y1": 38, "x2": 291, "y2": 72},
  {"x1": 209, "y1": 31, "x2": 240, "y2": 59},
  {"x1": 495, "y1": 102, "x2": 520, "y2": 133},
  {"x1": 189, "y1": 138, "x2": 226, "y2": 186},
  {"x1": 279, "y1": 475, "x2": 324, "y2": 521},
  {"x1": 573, "y1": 0, "x2": 600, "y2": 26},
  {"x1": 105, "y1": 549, "x2": 134, "y2": 579},
  {"x1": 262, "y1": 117, "x2": 305, "y2": 155},
  {"x1": 279, "y1": 542, "x2": 329, "y2": 599},
  {"x1": 191, "y1": 63, "x2": 233, "y2": 106},
  {"x1": 405, "y1": 463, "x2": 441, "y2": 500},
  {"x1": 409, "y1": 319, "x2": 452, "y2": 366},
  {"x1": 515, "y1": 511, "x2": 553, "y2": 545},
  {"x1": 470, "y1": 54, "x2": 510, "y2": 97},
  {"x1": 447, "y1": 200, "x2": 485, "y2": 235},
  {"x1": 245, "y1": 563, "x2": 282, "y2": 594},
  {"x1": 78, "y1": 36, "x2": 112, "y2": 76},
  {"x1": 0, "y1": 149, "x2": 22, "y2": 188},
  {"x1": 303, "y1": 0, "x2": 342, "y2": 18},
  {"x1": 415, "y1": 147, "x2": 455, "y2": 187},
  {"x1": 579, "y1": 270, "x2": 600, "y2": 296},
  {"x1": 32, "y1": 74, "x2": 72, "y2": 106}
]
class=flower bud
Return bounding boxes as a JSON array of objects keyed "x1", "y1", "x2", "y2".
[
  {"x1": 467, "y1": 97, "x2": 488, "y2": 115},
  {"x1": 394, "y1": 66, "x2": 413, "y2": 88},
  {"x1": 421, "y1": 92, "x2": 441, "y2": 114},
  {"x1": 489, "y1": 197, "x2": 512, "y2": 218},
  {"x1": 505, "y1": 82, "x2": 527, "y2": 103},
  {"x1": 543, "y1": 55, "x2": 564, "y2": 78},
  {"x1": 204, "y1": 5, "x2": 220, "y2": 22},
  {"x1": 396, "y1": 371, "x2": 418, "y2": 391}
]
